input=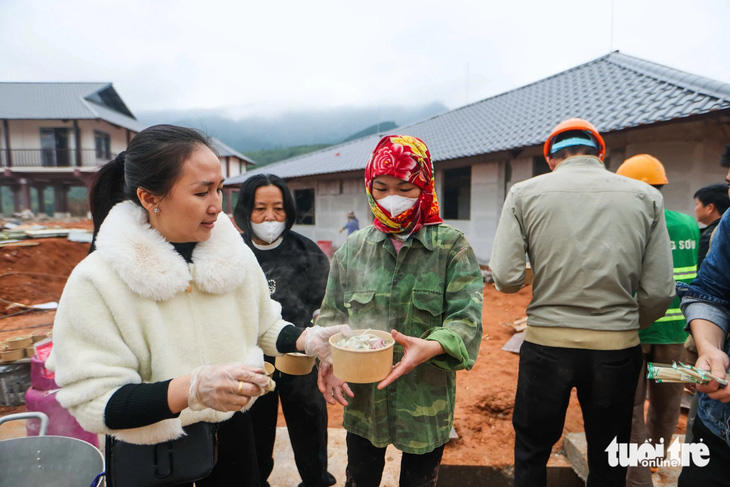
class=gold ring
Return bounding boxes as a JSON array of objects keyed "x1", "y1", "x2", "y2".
[{"x1": 237, "y1": 381, "x2": 244, "y2": 395}]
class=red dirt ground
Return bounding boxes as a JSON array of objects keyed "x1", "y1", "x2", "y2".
[{"x1": 0, "y1": 221, "x2": 686, "y2": 468}]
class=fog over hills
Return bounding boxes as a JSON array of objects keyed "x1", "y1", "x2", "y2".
[{"x1": 136, "y1": 102, "x2": 448, "y2": 152}]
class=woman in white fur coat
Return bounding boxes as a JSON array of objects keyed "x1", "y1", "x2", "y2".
[{"x1": 47, "y1": 125, "x2": 348, "y2": 487}]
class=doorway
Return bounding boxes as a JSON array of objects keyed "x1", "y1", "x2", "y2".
[{"x1": 41, "y1": 128, "x2": 70, "y2": 166}]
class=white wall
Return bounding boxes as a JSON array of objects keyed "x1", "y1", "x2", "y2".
[
  {"x1": 289, "y1": 175, "x2": 371, "y2": 249},
  {"x1": 611, "y1": 120, "x2": 729, "y2": 217},
  {"x1": 223, "y1": 157, "x2": 247, "y2": 179},
  {"x1": 438, "y1": 162, "x2": 505, "y2": 264},
  {"x1": 1, "y1": 119, "x2": 131, "y2": 166},
  {"x1": 77, "y1": 119, "x2": 129, "y2": 163}
]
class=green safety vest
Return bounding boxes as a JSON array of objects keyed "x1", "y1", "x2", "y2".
[{"x1": 639, "y1": 210, "x2": 700, "y2": 344}]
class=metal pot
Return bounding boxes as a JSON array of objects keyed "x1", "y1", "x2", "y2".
[{"x1": 0, "y1": 412, "x2": 104, "y2": 487}]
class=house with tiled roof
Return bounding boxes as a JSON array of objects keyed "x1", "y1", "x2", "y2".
[
  {"x1": 0, "y1": 82, "x2": 144, "y2": 215},
  {"x1": 225, "y1": 51, "x2": 730, "y2": 262},
  {"x1": 0, "y1": 82, "x2": 253, "y2": 216}
]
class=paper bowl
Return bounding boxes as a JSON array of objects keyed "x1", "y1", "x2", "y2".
[
  {"x1": 0, "y1": 347, "x2": 25, "y2": 362},
  {"x1": 31, "y1": 331, "x2": 52, "y2": 342},
  {"x1": 5, "y1": 336, "x2": 32, "y2": 349},
  {"x1": 275, "y1": 353, "x2": 315, "y2": 375},
  {"x1": 329, "y1": 329, "x2": 395, "y2": 383},
  {"x1": 260, "y1": 362, "x2": 276, "y2": 395}
]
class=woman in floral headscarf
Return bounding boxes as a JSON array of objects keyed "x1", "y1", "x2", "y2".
[{"x1": 316, "y1": 135, "x2": 483, "y2": 486}]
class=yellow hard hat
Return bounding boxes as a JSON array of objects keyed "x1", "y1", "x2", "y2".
[{"x1": 616, "y1": 154, "x2": 668, "y2": 185}]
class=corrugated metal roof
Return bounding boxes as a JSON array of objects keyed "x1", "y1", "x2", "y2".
[
  {"x1": 210, "y1": 137, "x2": 256, "y2": 165},
  {"x1": 226, "y1": 51, "x2": 730, "y2": 184},
  {"x1": 0, "y1": 82, "x2": 144, "y2": 132}
]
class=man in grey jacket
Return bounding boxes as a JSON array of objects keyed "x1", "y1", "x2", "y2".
[{"x1": 490, "y1": 118, "x2": 675, "y2": 487}]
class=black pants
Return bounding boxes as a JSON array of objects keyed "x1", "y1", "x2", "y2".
[
  {"x1": 250, "y1": 362, "x2": 333, "y2": 487},
  {"x1": 678, "y1": 415, "x2": 730, "y2": 487},
  {"x1": 105, "y1": 412, "x2": 259, "y2": 487},
  {"x1": 344, "y1": 431, "x2": 444, "y2": 487},
  {"x1": 513, "y1": 341, "x2": 642, "y2": 487}
]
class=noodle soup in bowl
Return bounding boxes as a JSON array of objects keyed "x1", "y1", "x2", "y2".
[{"x1": 328, "y1": 329, "x2": 395, "y2": 383}]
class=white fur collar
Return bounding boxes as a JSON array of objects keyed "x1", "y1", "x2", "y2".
[{"x1": 95, "y1": 201, "x2": 247, "y2": 301}]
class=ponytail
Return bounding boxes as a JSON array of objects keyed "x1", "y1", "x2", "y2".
[{"x1": 88, "y1": 151, "x2": 127, "y2": 249}]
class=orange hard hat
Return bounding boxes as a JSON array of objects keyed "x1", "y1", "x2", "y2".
[
  {"x1": 616, "y1": 154, "x2": 668, "y2": 185},
  {"x1": 544, "y1": 118, "x2": 606, "y2": 162}
]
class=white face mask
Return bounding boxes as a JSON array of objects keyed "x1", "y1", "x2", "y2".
[
  {"x1": 251, "y1": 221, "x2": 286, "y2": 244},
  {"x1": 377, "y1": 195, "x2": 419, "y2": 217}
]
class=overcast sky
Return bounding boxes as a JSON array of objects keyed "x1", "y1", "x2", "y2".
[{"x1": 2, "y1": 0, "x2": 729, "y2": 120}]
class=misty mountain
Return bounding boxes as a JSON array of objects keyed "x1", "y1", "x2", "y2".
[
  {"x1": 243, "y1": 144, "x2": 332, "y2": 166},
  {"x1": 136, "y1": 103, "x2": 447, "y2": 152},
  {"x1": 342, "y1": 121, "x2": 398, "y2": 143}
]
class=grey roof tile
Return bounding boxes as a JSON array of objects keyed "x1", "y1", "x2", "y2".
[
  {"x1": 0, "y1": 82, "x2": 142, "y2": 132},
  {"x1": 228, "y1": 51, "x2": 729, "y2": 184}
]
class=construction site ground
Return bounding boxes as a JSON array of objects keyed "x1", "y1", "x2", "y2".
[{"x1": 0, "y1": 221, "x2": 688, "y2": 486}]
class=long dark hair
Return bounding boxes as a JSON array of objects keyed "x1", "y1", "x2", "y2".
[
  {"x1": 89, "y1": 124, "x2": 216, "y2": 239},
  {"x1": 233, "y1": 174, "x2": 296, "y2": 237}
]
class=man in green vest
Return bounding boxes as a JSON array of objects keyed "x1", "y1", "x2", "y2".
[{"x1": 617, "y1": 154, "x2": 700, "y2": 487}]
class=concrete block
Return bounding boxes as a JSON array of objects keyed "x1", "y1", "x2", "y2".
[{"x1": 563, "y1": 432, "x2": 589, "y2": 481}]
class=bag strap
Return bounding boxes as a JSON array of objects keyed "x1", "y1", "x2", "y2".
[{"x1": 154, "y1": 441, "x2": 174, "y2": 479}]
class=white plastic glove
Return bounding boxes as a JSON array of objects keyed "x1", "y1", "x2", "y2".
[
  {"x1": 243, "y1": 346, "x2": 276, "y2": 400},
  {"x1": 303, "y1": 324, "x2": 352, "y2": 363},
  {"x1": 187, "y1": 362, "x2": 270, "y2": 412}
]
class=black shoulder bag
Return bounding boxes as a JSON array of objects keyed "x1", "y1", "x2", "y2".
[{"x1": 106, "y1": 422, "x2": 218, "y2": 487}]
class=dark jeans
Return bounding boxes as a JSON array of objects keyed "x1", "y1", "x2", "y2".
[
  {"x1": 344, "y1": 431, "x2": 444, "y2": 487},
  {"x1": 250, "y1": 362, "x2": 333, "y2": 487},
  {"x1": 513, "y1": 341, "x2": 642, "y2": 487},
  {"x1": 106, "y1": 412, "x2": 259, "y2": 487},
  {"x1": 678, "y1": 415, "x2": 730, "y2": 487}
]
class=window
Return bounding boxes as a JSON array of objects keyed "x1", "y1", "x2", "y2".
[
  {"x1": 40, "y1": 128, "x2": 70, "y2": 166},
  {"x1": 442, "y1": 167, "x2": 471, "y2": 220},
  {"x1": 95, "y1": 131, "x2": 111, "y2": 160},
  {"x1": 532, "y1": 156, "x2": 550, "y2": 176},
  {"x1": 294, "y1": 188, "x2": 315, "y2": 224}
]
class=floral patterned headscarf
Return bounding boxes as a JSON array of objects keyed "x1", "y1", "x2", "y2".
[{"x1": 364, "y1": 135, "x2": 442, "y2": 237}]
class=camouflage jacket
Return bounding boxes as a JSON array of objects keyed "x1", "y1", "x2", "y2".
[{"x1": 318, "y1": 224, "x2": 483, "y2": 454}]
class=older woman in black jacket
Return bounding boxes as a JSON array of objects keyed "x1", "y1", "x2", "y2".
[{"x1": 234, "y1": 174, "x2": 335, "y2": 487}]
